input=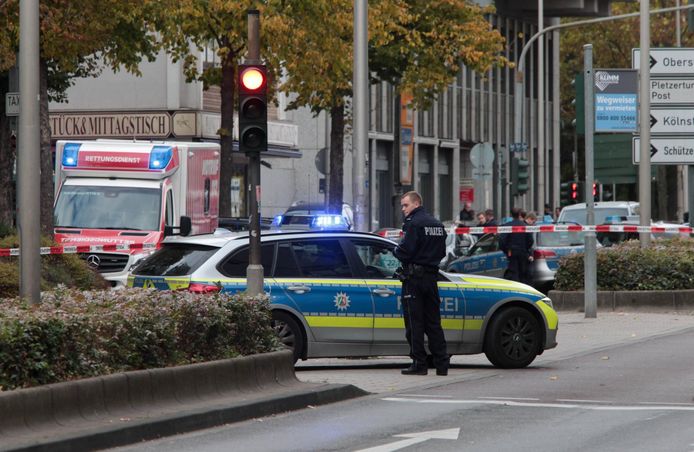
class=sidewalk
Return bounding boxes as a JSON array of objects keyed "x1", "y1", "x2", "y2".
[{"x1": 295, "y1": 311, "x2": 694, "y2": 394}]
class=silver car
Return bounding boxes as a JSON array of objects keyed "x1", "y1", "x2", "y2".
[{"x1": 129, "y1": 229, "x2": 558, "y2": 369}]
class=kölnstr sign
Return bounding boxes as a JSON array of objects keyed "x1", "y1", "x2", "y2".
[{"x1": 593, "y1": 69, "x2": 637, "y2": 133}]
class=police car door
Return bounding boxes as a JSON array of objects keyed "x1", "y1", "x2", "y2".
[
  {"x1": 459, "y1": 233, "x2": 506, "y2": 278},
  {"x1": 348, "y1": 238, "x2": 463, "y2": 347},
  {"x1": 274, "y1": 238, "x2": 373, "y2": 344}
]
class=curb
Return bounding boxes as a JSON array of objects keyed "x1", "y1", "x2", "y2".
[
  {"x1": 0, "y1": 350, "x2": 367, "y2": 452},
  {"x1": 549, "y1": 290, "x2": 694, "y2": 312}
]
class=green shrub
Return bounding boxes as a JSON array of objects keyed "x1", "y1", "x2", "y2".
[
  {"x1": 0, "y1": 233, "x2": 109, "y2": 298},
  {"x1": 554, "y1": 237, "x2": 694, "y2": 291},
  {"x1": 0, "y1": 288, "x2": 281, "y2": 390}
]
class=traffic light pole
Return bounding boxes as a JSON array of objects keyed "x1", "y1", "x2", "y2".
[{"x1": 245, "y1": 10, "x2": 263, "y2": 296}]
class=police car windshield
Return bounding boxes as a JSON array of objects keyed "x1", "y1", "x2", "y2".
[{"x1": 55, "y1": 185, "x2": 161, "y2": 231}]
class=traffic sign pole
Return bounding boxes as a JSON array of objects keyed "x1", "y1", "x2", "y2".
[{"x1": 584, "y1": 44, "x2": 597, "y2": 319}]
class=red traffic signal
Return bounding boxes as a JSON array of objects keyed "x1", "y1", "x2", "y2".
[
  {"x1": 571, "y1": 182, "x2": 579, "y2": 200},
  {"x1": 240, "y1": 66, "x2": 266, "y2": 92}
]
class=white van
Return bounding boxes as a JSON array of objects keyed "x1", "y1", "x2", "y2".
[{"x1": 557, "y1": 201, "x2": 640, "y2": 225}]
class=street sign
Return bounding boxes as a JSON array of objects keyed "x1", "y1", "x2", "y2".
[
  {"x1": 632, "y1": 48, "x2": 694, "y2": 75},
  {"x1": 5, "y1": 92, "x2": 18, "y2": 117},
  {"x1": 633, "y1": 136, "x2": 694, "y2": 165},
  {"x1": 593, "y1": 69, "x2": 637, "y2": 133},
  {"x1": 470, "y1": 142, "x2": 494, "y2": 181},
  {"x1": 648, "y1": 78, "x2": 694, "y2": 105},
  {"x1": 509, "y1": 142, "x2": 528, "y2": 153},
  {"x1": 649, "y1": 108, "x2": 694, "y2": 134}
]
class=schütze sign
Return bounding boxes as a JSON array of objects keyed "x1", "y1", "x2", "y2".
[
  {"x1": 632, "y1": 48, "x2": 694, "y2": 75},
  {"x1": 633, "y1": 136, "x2": 694, "y2": 165}
]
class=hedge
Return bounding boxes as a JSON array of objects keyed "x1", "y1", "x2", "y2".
[
  {"x1": 0, "y1": 232, "x2": 109, "y2": 297},
  {"x1": 0, "y1": 288, "x2": 281, "y2": 390},
  {"x1": 554, "y1": 237, "x2": 694, "y2": 291}
]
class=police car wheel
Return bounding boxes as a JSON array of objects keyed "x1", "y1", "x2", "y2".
[
  {"x1": 272, "y1": 311, "x2": 304, "y2": 363},
  {"x1": 484, "y1": 307, "x2": 541, "y2": 369}
]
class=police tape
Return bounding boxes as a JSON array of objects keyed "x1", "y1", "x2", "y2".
[
  {"x1": 0, "y1": 242, "x2": 158, "y2": 257},
  {"x1": 453, "y1": 224, "x2": 693, "y2": 235}
]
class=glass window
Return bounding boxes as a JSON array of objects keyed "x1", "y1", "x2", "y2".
[
  {"x1": 274, "y1": 242, "x2": 301, "y2": 277},
  {"x1": 537, "y1": 231, "x2": 586, "y2": 247},
  {"x1": 219, "y1": 244, "x2": 274, "y2": 277},
  {"x1": 55, "y1": 185, "x2": 161, "y2": 231},
  {"x1": 134, "y1": 244, "x2": 218, "y2": 276},
  {"x1": 291, "y1": 239, "x2": 352, "y2": 278},
  {"x1": 351, "y1": 240, "x2": 399, "y2": 279},
  {"x1": 204, "y1": 178, "x2": 211, "y2": 215},
  {"x1": 165, "y1": 190, "x2": 174, "y2": 225},
  {"x1": 471, "y1": 234, "x2": 499, "y2": 255}
]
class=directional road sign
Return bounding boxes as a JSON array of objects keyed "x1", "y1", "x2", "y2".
[
  {"x1": 649, "y1": 108, "x2": 694, "y2": 134},
  {"x1": 633, "y1": 136, "x2": 694, "y2": 165},
  {"x1": 633, "y1": 48, "x2": 694, "y2": 75},
  {"x1": 649, "y1": 78, "x2": 694, "y2": 105}
]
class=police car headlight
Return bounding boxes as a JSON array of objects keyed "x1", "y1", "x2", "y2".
[{"x1": 541, "y1": 297, "x2": 554, "y2": 309}]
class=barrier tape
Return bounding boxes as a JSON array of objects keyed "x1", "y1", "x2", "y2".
[
  {"x1": 0, "y1": 225, "x2": 691, "y2": 256},
  {"x1": 0, "y1": 242, "x2": 158, "y2": 257},
  {"x1": 453, "y1": 224, "x2": 693, "y2": 235}
]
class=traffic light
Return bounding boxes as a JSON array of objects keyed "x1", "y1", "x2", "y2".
[
  {"x1": 560, "y1": 182, "x2": 571, "y2": 206},
  {"x1": 516, "y1": 158, "x2": 529, "y2": 195},
  {"x1": 238, "y1": 64, "x2": 268, "y2": 154},
  {"x1": 571, "y1": 181, "x2": 580, "y2": 203},
  {"x1": 592, "y1": 182, "x2": 598, "y2": 201},
  {"x1": 510, "y1": 156, "x2": 530, "y2": 197}
]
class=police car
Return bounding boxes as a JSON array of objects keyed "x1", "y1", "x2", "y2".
[{"x1": 128, "y1": 229, "x2": 558, "y2": 369}]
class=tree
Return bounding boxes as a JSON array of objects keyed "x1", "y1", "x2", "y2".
[
  {"x1": 270, "y1": 0, "x2": 506, "y2": 216},
  {"x1": 153, "y1": 0, "x2": 283, "y2": 217},
  {"x1": 560, "y1": 0, "x2": 694, "y2": 221},
  {"x1": 0, "y1": 0, "x2": 163, "y2": 233}
]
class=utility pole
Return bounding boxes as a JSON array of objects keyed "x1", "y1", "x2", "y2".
[
  {"x1": 18, "y1": 0, "x2": 41, "y2": 305},
  {"x1": 353, "y1": 0, "x2": 368, "y2": 231},
  {"x1": 638, "y1": 1, "x2": 651, "y2": 248},
  {"x1": 583, "y1": 44, "x2": 597, "y2": 319}
]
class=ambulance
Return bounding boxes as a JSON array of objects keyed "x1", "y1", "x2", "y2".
[{"x1": 53, "y1": 139, "x2": 221, "y2": 287}]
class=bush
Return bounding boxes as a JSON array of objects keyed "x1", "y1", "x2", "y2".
[
  {"x1": 0, "y1": 233, "x2": 109, "y2": 298},
  {"x1": 554, "y1": 237, "x2": 694, "y2": 291},
  {"x1": 0, "y1": 288, "x2": 281, "y2": 390}
]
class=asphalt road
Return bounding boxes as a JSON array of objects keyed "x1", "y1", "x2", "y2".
[{"x1": 115, "y1": 328, "x2": 694, "y2": 452}]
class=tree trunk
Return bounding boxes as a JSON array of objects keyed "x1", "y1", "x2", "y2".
[
  {"x1": 39, "y1": 59, "x2": 54, "y2": 234},
  {"x1": 328, "y1": 104, "x2": 344, "y2": 214},
  {"x1": 218, "y1": 53, "x2": 236, "y2": 217},
  {"x1": 0, "y1": 72, "x2": 16, "y2": 228}
]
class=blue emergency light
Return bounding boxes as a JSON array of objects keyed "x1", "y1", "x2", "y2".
[
  {"x1": 312, "y1": 214, "x2": 348, "y2": 230},
  {"x1": 62, "y1": 143, "x2": 81, "y2": 167},
  {"x1": 149, "y1": 146, "x2": 173, "y2": 170}
]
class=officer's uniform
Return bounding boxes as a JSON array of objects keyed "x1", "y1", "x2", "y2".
[
  {"x1": 499, "y1": 218, "x2": 534, "y2": 285},
  {"x1": 393, "y1": 206, "x2": 449, "y2": 374}
]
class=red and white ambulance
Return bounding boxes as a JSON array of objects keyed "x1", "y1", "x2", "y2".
[{"x1": 54, "y1": 140, "x2": 221, "y2": 287}]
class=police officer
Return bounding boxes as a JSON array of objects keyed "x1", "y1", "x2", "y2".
[
  {"x1": 393, "y1": 191, "x2": 449, "y2": 376},
  {"x1": 499, "y1": 207, "x2": 534, "y2": 285}
]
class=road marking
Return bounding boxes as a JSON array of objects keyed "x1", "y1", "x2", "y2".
[
  {"x1": 397, "y1": 394, "x2": 453, "y2": 398},
  {"x1": 382, "y1": 397, "x2": 694, "y2": 412},
  {"x1": 478, "y1": 396, "x2": 540, "y2": 401},
  {"x1": 557, "y1": 399, "x2": 612, "y2": 404},
  {"x1": 355, "y1": 428, "x2": 460, "y2": 452}
]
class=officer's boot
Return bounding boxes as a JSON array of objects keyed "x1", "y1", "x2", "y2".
[{"x1": 401, "y1": 362, "x2": 428, "y2": 375}]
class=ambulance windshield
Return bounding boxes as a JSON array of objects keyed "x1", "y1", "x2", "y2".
[{"x1": 55, "y1": 185, "x2": 161, "y2": 231}]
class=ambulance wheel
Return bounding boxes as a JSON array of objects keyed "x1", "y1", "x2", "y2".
[
  {"x1": 484, "y1": 307, "x2": 540, "y2": 369},
  {"x1": 272, "y1": 311, "x2": 304, "y2": 363}
]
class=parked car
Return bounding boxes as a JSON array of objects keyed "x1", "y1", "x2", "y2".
[
  {"x1": 128, "y1": 229, "x2": 558, "y2": 368},
  {"x1": 557, "y1": 201, "x2": 640, "y2": 225},
  {"x1": 445, "y1": 227, "x2": 590, "y2": 292}
]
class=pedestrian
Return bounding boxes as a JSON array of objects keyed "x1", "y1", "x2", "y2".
[
  {"x1": 525, "y1": 211, "x2": 538, "y2": 226},
  {"x1": 474, "y1": 212, "x2": 487, "y2": 238},
  {"x1": 499, "y1": 207, "x2": 534, "y2": 285},
  {"x1": 458, "y1": 202, "x2": 475, "y2": 225},
  {"x1": 483, "y1": 209, "x2": 497, "y2": 227},
  {"x1": 554, "y1": 207, "x2": 562, "y2": 221},
  {"x1": 393, "y1": 191, "x2": 449, "y2": 376}
]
